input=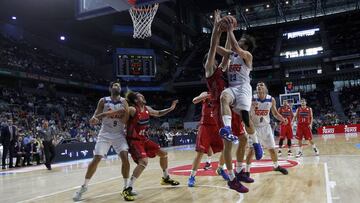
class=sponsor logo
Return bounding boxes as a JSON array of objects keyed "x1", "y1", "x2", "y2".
[
  {"x1": 344, "y1": 126, "x2": 357, "y2": 133},
  {"x1": 228, "y1": 64, "x2": 242, "y2": 72},
  {"x1": 322, "y1": 128, "x2": 335, "y2": 134},
  {"x1": 254, "y1": 110, "x2": 269, "y2": 116}
]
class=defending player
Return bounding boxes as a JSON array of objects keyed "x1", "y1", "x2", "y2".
[
  {"x1": 292, "y1": 98, "x2": 319, "y2": 157},
  {"x1": 187, "y1": 92, "x2": 225, "y2": 187},
  {"x1": 120, "y1": 92, "x2": 180, "y2": 201},
  {"x1": 278, "y1": 100, "x2": 294, "y2": 156}
]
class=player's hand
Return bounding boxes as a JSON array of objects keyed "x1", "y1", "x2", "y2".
[
  {"x1": 89, "y1": 116, "x2": 99, "y2": 125},
  {"x1": 213, "y1": 10, "x2": 221, "y2": 27},
  {"x1": 170, "y1": 100, "x2": 179, "y2": 110},
  {"x1": 280, "y1": 118, "x2": 287, "y2": 125}
]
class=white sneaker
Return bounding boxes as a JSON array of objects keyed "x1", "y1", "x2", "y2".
[
  {"x1": 314, "y1": 148, "x2": 319, "y2": 156},
  {"x1": 296, "y1": 151, "x2": 303, "y2": 158},
  {"x1": 278, "y1": 150, "x2": 282, "y2": 156},
  {"x1": 73, "y1": 185, "x2": 88, "y2": 201},
  {"x1": 124, "y1": 187, "x2": 138, "y2": 196}
]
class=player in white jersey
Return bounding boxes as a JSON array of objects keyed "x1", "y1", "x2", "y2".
[
  {"x1": 215, "y1": 21, "x2": 263, "y2": 192},
  {"x1": 245, "y1": 82, "x2": 288, "y2": 175},
  {"x1": 73, "y1": 81, "x2": 132, "y2": 201}
]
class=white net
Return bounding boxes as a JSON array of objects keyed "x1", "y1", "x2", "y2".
[{"x1": 129, "y1": 3, "x2": 159, "y2": 39}]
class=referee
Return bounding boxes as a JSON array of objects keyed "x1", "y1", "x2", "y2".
[{"x1": 38, "y1": 119, "x2": 55, "y2": 170}]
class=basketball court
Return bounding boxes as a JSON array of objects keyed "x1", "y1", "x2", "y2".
[{"x1": 0, "y1": 133, "x2": 359, "y2": 203}]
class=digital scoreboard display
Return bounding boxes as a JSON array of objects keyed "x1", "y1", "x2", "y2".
[{"x1": 115, "y1": 48, "x2": 156, "y2": 78}]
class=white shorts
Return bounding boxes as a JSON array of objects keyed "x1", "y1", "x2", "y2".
[
  {"x1": 94, "y1": 135, "x2": 128, "y2": 157},
  {"x1": 223, "y1": 83, "x2": 252, "y2": 112},
  {"x1": 248, "y1": 124, "x2": 275, "y2": 149}
]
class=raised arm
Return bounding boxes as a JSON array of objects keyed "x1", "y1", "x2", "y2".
[
  {"x1": 89, "y1": 98, "x2": 105, "y2": 125},
  {"x1": 192, "y1": 92, "x2": 210, "y2": 104},
  {"x1": 204, "y1": 10, "x2": 222, "y2": 77},
  {"x1": 218, "y1": 32, "x2": 231, "y2": 71},
  {"x1": 271, "y1": 98, "x2": 287, "y2": 124},
  {"x1": 147, "y1": 100, "x2": 178, "y2": 117},
  {"x1": 227, "y1": 26, "x2": 253, "y2": 68}
]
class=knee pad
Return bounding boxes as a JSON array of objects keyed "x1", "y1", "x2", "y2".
[{"x1": 241, "y1": 110, "x2": 250, "y2": 127}]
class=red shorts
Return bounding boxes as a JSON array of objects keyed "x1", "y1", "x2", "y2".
[
  {"x1": 280, "y1": 125, "x2": 293, "y2": 139},
  {"x1": 232, "y1": 111, "x2": 245, "y2": 137},
  {"x1": 296, "y1": 124, "x2": 313, "y2": 141},
  {"x1": 196, "y1": 124, "x2": 223, "y2": 154},
  {"x1": 127, "y1": 139, "x2": 160, "y2": 164}
]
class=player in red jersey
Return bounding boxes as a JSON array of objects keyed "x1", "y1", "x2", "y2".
[
  {"x1": 187, "y1": 91, "x2": 225, "y2": 187},
  {"x1": 202, "y1": 10, "x2": 250, "y2": 193},
  {"x1": 104, "y1": 91, "x2": 180, "y2": 201},
  {"x1": 292, "y1": 98, "x2": 319, "y2": 157},
  {"x1": 278, "y1": 100, "x2": 294, "y2": 157}
]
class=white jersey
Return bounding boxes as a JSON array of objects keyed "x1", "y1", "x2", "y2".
[
  {"x1": 228, "y1": 52, "x2": 251, "y2": 87},
  {"x1": 98, "y1": 96, "x2": 126, "y2": 139},
  {"x1": 251, "y1": 94, "x2": 272, "y2": 127}
]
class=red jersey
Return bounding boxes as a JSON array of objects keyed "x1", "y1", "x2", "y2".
[
  {"x1": 297, "y1": 106, "x2": 312, "y2": 125},
  {"x1": 206, "y1": 67, "x2": 227, "y2": 104},
  {"x1": 127, "y1": 106, "x2": 150, "y2": 140},
  {"x1": 200, "y1": 98, "x2": 217, "y2": 126},
  {"x1": 279, "y1": 105, "x2": 293, "y2": 126}
]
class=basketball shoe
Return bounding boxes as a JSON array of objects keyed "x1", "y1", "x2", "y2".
[
  {"x1": 188, "y1": 176, "x2": 195, "y2": 187},
  {"x1": 219, "y1": 126, "x2": 239, "y2": 144},
  {"x1": 296, "y1": 151, "x2": 303, "y2": 158},
  {"x1": 161, "y1": 176, "x2": 180, "y2": 186},
  {"x1": 274, "y1": 166, "x2": 288, "y2": 175},
  {"x1": 121, "y1": 187, "x2": 135, "y2": 201},
  {"x1": 203, "y1": 162, "x2": 211, "y2": 170},
  {"x1": 288, "y1": 150, "x2": 293, "y2": 157},
  {"x1": 216, "y1": 167, "x2": 230, "y2": 181},
  {"x1": 236, "y1": 170, "x2": 254, "y2": 183},
  {"x1": 278, "y1": 149, "x2": 282, "y2": 156},
  {"x1": 314, "y1": 147, "x2": 319, "y2": 156},
  {"x1": 73, "y1": 185, "x2": 88, "y2": 201},
  {"x1": 227, "y1": 179, "x2": 249, "y2": 193}
]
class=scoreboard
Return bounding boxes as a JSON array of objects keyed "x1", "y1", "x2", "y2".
[{"x1": 114, "y1": 48, "x2": 156, "y2": 78}]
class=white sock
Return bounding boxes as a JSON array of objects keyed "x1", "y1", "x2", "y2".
[
  {"x1": 207, "y1": 156, "x2": 212, "y2": 163},
  {"x1": 249, "y1": 132, "x2": 258, "y2": 143},
  {"x1": 274, "y1": 162, "x2": 279, "y2": 168},
  {"x1": 123, "y1": 178, "x2": 129, "y2": 189},
  {"x1": 163, "y1": 169, "x2": 169, "y2": 178},
  {"x1": 222, "y1": 115, "x2": 232, "y2": 127},
  {"x1": 312, "y1": 144, "x2": 316, "y2": 149},
  {"x1": 235, "y1": 162, "x2": 243, "y2": 173},
  {"x1": 218, "y1": 164, "x2": 224, "y2": 169},
  {"x1": 83, "y1": 179, "x2": 90, "y2": 187},
  {"x1": 245, "y1": 164, "x2": 251, "y2": 172},
  {"x1": 190, "y1": 170, "x2": 197, "y2": 177},
  {"x1": 128, "y1": 176, "x2": 137, "y2": 188},
  {"x1": 228, "y1": 170, "x2": 236, "y2": 181}
]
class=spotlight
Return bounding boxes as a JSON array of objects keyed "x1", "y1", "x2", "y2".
[
  {"x1": 266, "y1": 4, "x2": 270, "y2": 8},
  {"x1": 60, "y1": 36, "x2": 66, "y2": 41},
  {"x1": 210, "y1": 15, "x2": 213, "y2": 19},
  {"x1": 228, "y1": 12, "x2": 231, "y2": 15},
  {"x1": 245, "y1": 8, "x2": 249, "y2": 12},
  {"x1": 11, "y1": 16, "x2": 17, "y2": 20},
  {"x1": 285, "y1": 1, "x2": 289, "y2": 4}
]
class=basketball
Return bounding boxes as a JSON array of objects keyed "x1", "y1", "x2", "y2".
[{"x1": 219, "y1": 15, "x2": 237, "y2": 32}]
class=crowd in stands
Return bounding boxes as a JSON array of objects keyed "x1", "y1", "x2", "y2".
[
  {"x1": 339, "y1": 85, "x2": 360, "y2": 124},
  {"x1": 0, "y1": 35, "x2": 108, "y2": 84}
]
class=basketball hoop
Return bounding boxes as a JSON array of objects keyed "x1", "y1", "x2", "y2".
[{"x1": 128, "y1": 1, "x2": 159, "y2": 39}]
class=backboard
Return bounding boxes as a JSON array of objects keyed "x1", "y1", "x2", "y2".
[{"x1": 76, "y1": 0, "x2": 168, "y2": 20}]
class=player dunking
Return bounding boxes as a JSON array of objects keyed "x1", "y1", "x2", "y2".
[
  {"x1": 245, "y1": 82, "x2": 288, "y2": 176},
  {"x1": 187, "y1": 91, "x2": 225, "y2": 187},
  {"x1": 292, "y1": 98, "x2": 319, "y2": 157},
  {"x1": 73, "y1": 81, "x2": 131, "y2": 201},
  {"x1": 278, "y1": 100, "x2": 294, "y2": 157},
  {"x1": 120, "y1": 92, "x2": 180, "y2": 201}
]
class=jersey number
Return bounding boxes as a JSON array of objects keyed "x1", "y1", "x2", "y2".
[
  {"x1": 229, "y1": 74, "x2": 237, "y2": 82},
  {"x1": 113, "y1": 121, "x2": 118, "y2": 127},
  {"x1": 139, "y1": 129, "x2": 146, "y2": 136}
]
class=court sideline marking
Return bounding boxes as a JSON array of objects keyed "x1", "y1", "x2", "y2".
[{"x1": 324, "y1": 162, "x2": 333, "y2": 203}]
